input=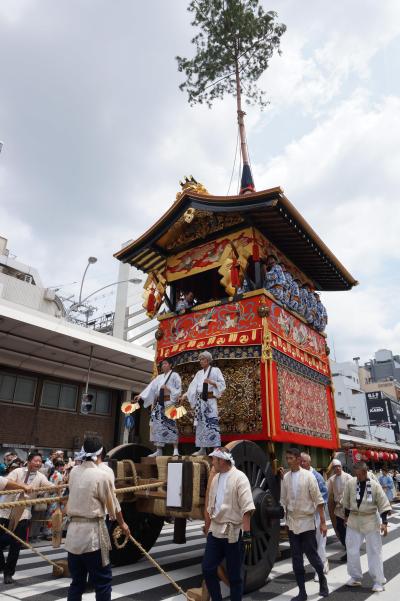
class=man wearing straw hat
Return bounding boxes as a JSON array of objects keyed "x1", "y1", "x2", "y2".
[
  {"x1": 0, "y1": 450, "x2": 49, "y2": 585},
  {"x1": 181, "y1": 350, "x2": 226, "y2": 456},
  {"x1": 202, "y1": 447, "x2": 255, "y2": 601},
  {"x1": 65, "y1": 436, "x2": 130, "y2": 601}
]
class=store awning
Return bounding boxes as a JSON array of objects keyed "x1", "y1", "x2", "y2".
[
  {"x1": 0, "y1": 299, "x2": 154, "y2": 391},
  {"x1": 340, "y1": 433, "x2": 400, "y2": 452}
]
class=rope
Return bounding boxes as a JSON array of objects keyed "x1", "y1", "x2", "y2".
[
  {"x1": 0, "y1": 481, "x2": 167, "y2": 510},
  {"x1": 112, "y1": 526, "x2": 194, "y2": 600},
  {"x1": 0, "y1": 523, "x2": 63, "y2": 575},
  {"x1": 0, "y1": 484, "x2": 66, "y2": 496}
]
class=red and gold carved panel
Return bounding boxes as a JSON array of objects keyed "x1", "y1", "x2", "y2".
[{"x1": 157, "y1": 296, "x2": 262, "y2": 361}]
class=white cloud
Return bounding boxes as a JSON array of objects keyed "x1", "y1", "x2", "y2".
[{"x1": 0, "y1": 0, "x2": 399, "y2": 362}]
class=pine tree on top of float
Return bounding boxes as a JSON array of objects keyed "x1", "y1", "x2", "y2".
[{"x1": 176, "y1": 0, "x2": 286, "y2": 178}]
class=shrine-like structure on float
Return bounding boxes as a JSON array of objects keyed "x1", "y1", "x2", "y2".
[{"x1": 115, "y1": 175, "x2": 358, "y2": 460}]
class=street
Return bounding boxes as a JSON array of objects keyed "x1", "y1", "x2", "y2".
[{"x1": 0, "y1": 504, "x2": 399, "y2": 601}]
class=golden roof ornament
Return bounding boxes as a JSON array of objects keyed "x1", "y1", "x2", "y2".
[{"x1": 175, "y1": 175, "x2": 208, "y2": 201}]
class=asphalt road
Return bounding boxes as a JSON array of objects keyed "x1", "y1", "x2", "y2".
[{"x1": 1, "y1": 505, "x2": 399, "y2": 601}]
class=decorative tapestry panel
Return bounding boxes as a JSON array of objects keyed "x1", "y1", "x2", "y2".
[{"x1": 277, "y1": 364, "x2": 331, "y2": 439}]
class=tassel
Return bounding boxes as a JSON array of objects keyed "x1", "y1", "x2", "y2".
[
  {"x1": 252, "y1": 242, "x2": 260, "y2": 261},
  {"x1": 51, "y1": 507, "x2": 63, "y2": 548},
  {"x1": 230, "y1": 258, "x2": 240, "y2": 288},
  {"x1": 147, "y1": 288, "x2": 156, "y2": 313}
]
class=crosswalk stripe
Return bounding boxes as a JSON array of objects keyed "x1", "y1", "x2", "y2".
[{"x1": 2, "y1": 516, "x2": 400, "y2": 601}]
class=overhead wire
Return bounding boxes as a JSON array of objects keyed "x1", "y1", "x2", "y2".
[{"x1": 226, "y1": 125, "x2": 240, "y2": 195}]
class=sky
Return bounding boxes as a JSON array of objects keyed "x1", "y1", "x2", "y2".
[{"x1": 0, "y1": 0, "x2": 399, "y2": 363}]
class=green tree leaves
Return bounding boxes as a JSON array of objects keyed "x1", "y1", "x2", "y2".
[{"x1": 176, "y1": 0, "x2": 286, "y2": 108}]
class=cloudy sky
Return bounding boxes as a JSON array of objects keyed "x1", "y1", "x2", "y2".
[{"x1": 0, "y1": 0, "x2": 399, "y2": 362}]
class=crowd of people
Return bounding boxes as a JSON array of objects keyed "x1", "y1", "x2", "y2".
[
  {"x1": 280, "y1": 450, "x2": 398, "y2": 601},
  {"x1": 0, "y1": 440, "x2": 121, "y2": 596},
  {"x1": 174, "y1": 255, "x2": 328, "y2": 333}
]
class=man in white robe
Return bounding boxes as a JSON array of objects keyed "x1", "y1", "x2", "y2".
[
  {"x1": 203, "y1": 447, "x2": 255, "y2": 601},
  {"x1": 327, "y1": 459, "x2": 352, "y2": 561},
  {"x1": 181, "y1": 351, "x2": 226, "y2": 455},
  {"x1": 0, "y1": 450, "x2": 50, "y2": 585},
  {"x1": 135, "y1": 357, "x2": 181, "y2": 456},
  {"x1": 343, "y1": 461, "x2": 391, "y2": 592},
  {"x1": 65, "y1": 436, "x2": 130, "y2": 601},
  {"x1": 280, "y1": 447, "x2": 329, "y2": 601},
  {"x1": 300, "y1": 453, "x2": 329, "y2": 579}
]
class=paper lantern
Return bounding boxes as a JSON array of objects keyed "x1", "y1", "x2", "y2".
[
  {"x1": 378, "y1": 451, "x2": 384, "y2": 459},
  {"x1": 364, "y1": 450, "x2": 372, "y2": 460},
  {"x1": 352, "y1": 449, "x2": 363, "y2": 462},
  {"x1": 382, "y1": 452, "x2": 389, "y2": 461},
  {"x1": 393, "y1": 453, "x2": 398, "y2": 461}
]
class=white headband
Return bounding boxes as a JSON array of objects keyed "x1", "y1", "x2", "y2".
[
  {"x1": 209, "y1": 449, "x2": 235, "y2": 465},
  {"x1": 82, "y1": 447, "x2": 103, "y2": 461}
]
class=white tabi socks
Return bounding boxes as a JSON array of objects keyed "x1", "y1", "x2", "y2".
[{"x1": 148, "y1": 447, "x2": 163, "y2": 457}]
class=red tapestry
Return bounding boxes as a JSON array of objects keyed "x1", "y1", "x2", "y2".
[{"x1": 277, "y1": 365, "x2": 332, "y2": 439}]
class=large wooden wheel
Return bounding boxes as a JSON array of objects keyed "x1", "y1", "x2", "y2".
[
  {"x1": 227, "y1": 440, "x2": 281, "y2": 593},
  {"x1": 106, "y1": 443, "x2": 164, "y2": 566}
]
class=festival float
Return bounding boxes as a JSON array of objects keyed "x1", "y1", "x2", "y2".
[
  {"x1": 108, "y1": 2, "x2": 358, "y2": 594},
  {"x1": 108, "y1": 173, "x2": 357, "y2": 591}
]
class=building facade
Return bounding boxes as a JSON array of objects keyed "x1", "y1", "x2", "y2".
[
  {"x1": 331, "y1": 360, "x2": 395, "y2": 444},
  {"x1": 0, "y1": 236, "x2": 154, "y2": 458}
]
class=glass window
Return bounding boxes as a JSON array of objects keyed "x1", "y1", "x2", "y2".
[
  {"x1": 41, "y1": 381, "x2": 77, "y2": 411},
  {"x1": 0, "y1": 373, "x2": 16, "y2": 401},
  {"x1": 41, "y1": 382, "x2": 60, "y2": 408},
  {"x1": 95, "y1": 389, "x2": 111, "y2": 415},
  {"x1": 0, "y1": 372, "x2": 36, "y2": 405},
  {"x1": 59, "y1": 384, "x2": 77, "y2": 410},
  {"x1": 14, "y1": 376, "x2": 36, "y2": 405}
]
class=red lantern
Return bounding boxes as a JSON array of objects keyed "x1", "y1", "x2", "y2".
[
  {"x1": 230, "y1": 258, "x2": 240, "y2": 288},
  {"x1": 390, "y1": 453, "x2": 394, "y2": 461},
  {"x1": 382, "y1": 452, "x2": 389, "y2": 461},
  {"x1": 378, "y1": 451, "x2": 384, "y2": 460},
  {"x1": 394, "y1": 453, "x2": 398, "y2": 461},
  {"x1": 364, "y1": 450, "x2": 372, "y2": 460},
  {"x1": 352, "y1": 449, "x2": 363, "y2": 462}
]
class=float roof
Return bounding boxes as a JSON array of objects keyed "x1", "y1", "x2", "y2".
[{"x1": 115, "y1": 187, "x2": 357, "y2": 291}]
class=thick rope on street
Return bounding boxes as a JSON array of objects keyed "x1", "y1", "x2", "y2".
[
  {"x1": 0, "y1": 522, "x2": 64, "y2": 576},
  {"x1": 0, "y1": 484, "x2": 66, "y2": 496},
  {"x1": 112, "y1": 526, "x2": 194, "y2": 600},
  {"x1": 0, "y1": 481, "x2": 167, "y2": 510}
]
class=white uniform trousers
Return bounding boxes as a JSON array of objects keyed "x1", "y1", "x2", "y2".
[
  {"x1": 315, "y1": 509, "x2": 327, "y2": 565},
  {"x1": 346, "y1": 526, "x2": 384, "y2": 584}
]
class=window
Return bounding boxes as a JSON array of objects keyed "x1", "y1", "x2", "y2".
[
  {"x1": 0, "y1": 371, "x2": 36, "y2": 405},
  {"x1": 41, "y1": 381, "x2": 78, "y2": 411},
  {"x1": 88, "y1": 388, "x2": 111, "y2": 415}
]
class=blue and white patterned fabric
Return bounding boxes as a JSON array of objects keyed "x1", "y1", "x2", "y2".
[
  {"x1": 140, "y1": 371, "x2": 181, "y2": 446},
  {"x1": 186, "y1": 367, "x2": 226, "y2": 448},
  {"x1": 305, "y1": 290, "x2": 317, "y2": 324},
  {"x1": 283, "y1": 270, "x2": 293, "y2": 306},
  {"x1": 288, "y1": 279, "x2": 301, "y2": 312},
  {"x1": 263, "y1": 263, "x2": 286, "y2": 302},
  {"x1": 298, "y1": 286, "x2": 309, "y2": 317},
  {"x1": 315, "y1": 299, "x2": 327, "y2": 332}
]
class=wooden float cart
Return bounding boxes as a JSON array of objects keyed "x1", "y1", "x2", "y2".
[{"x1": 111, "y1": 179, "x2": 358, "y2": 593}]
